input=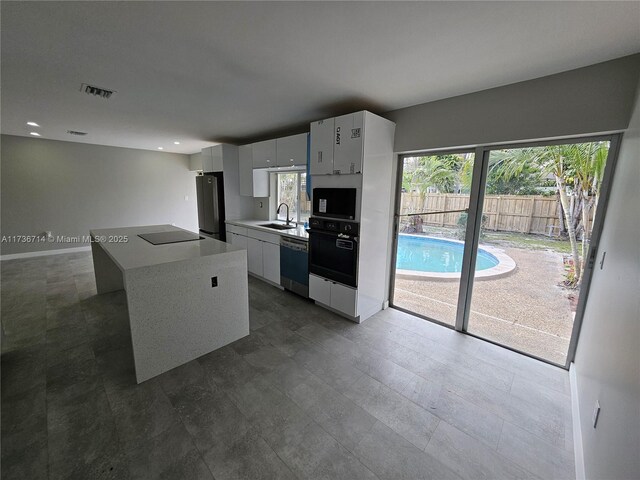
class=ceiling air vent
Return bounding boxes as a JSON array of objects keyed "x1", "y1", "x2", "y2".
[
  {"x1": 80, "y1": 83, "x2": 115, "y2": 99},
  {"x1": 67, "y1": 130, "x2": 88, "y2": 136}
]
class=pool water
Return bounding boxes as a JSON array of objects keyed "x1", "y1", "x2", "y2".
[{"x1": 396, "y1": 235, "x2": 499, "y2": 273}]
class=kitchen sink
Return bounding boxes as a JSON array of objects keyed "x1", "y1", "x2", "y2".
[{"x1": 259, "y1": 223, "x2": 297, "y2": 230}]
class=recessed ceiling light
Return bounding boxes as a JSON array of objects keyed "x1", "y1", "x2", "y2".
[
  {"x1": 27, "y1": 121, "x2": 40, "y2": 127},
  {"x1": 30, "y1": 132, "x2": 41, "y2": 136},
  {"x1": 157, "y1": 147, "x2": 164, "y2": 150},
  {"x1": 174, "y1": 141, "x2": 180, "y2": 145}
]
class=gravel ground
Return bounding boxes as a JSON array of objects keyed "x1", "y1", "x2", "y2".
[{"x1": 393, "y1": 246, "x2": 574, "y2": 365}]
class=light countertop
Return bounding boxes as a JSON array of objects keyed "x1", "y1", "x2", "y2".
[
  {"x1": 225, "y1": 219, "x2": 309, "y2": 241},
  {"x1": 90, "y1": 224, "x2": 242, "y2": 271}
]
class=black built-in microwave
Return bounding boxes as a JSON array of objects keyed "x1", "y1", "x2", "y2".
[{"x1": 312, "y1": 188, "x2": 357, "y2": 220}]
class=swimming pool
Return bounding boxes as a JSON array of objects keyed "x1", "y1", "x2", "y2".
[{"x1": 395, "y1": 234, "x2": 515, "y2": 280}]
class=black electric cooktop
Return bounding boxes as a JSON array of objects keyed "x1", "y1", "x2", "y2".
[{"x1": 138, "y1": 231, "x2": 203, "y2": 245}]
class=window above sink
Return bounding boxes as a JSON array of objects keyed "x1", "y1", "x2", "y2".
[{"x1": 276, "y1": 172, "x2": 310, "y2": 226}]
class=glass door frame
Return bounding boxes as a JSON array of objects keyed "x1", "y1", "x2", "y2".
[
  {"x1": 389, "y1": 147, "x2": 477, "y2": 331},
  {"x1": 389, "y1": 133, "x2": 623, "y2": 369}
]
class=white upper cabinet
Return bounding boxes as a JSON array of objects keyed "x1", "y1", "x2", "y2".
[
  {"x1": 201, "y1": 146, "x2": 224, "y2": 172},
  {"x1": 276, "y1": 133, "x2": 307, "y2": 167},
  {"x1": 334, "y1": 111, "x2": 364, "y2": 174},
  {"x1": 239, "y1": 145, "x2": 254, "y2": 197},
  {"x1": 239, "y1": 144, "x2": 269, "y2": 198},
  {"x1": 310, "y1": 118, "x2": 335, "y2": 175},
  {"x1": 252, "y1": 139, "x2": 277, "y2": 168}
]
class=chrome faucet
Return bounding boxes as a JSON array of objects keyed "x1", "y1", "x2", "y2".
[{"x1": 276, "y1": 203, "x2": 293, "y2": 226}]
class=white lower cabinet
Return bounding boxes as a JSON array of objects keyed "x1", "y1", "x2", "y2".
[
  {"x1": 309, "y1": 274, "x2": 357, "y2": 317},
  {"x1": 229, "y1": 232, "x2": 248, "y2": 250},
  {"x1": 330, "y1": 282, "x2": 358, "y2": 317},
  {"x1": 262, "y1": 241, "x2": 280, "y2": 285},
  {"x1": 309, "y1": 274, "x2": 331, "y2": 305},
  {"x1": 230, "y1": 226, "x2": 281, "y2": 284},
  {"x1": 247, "y1": 237, "x2": 263, "y2": 276}
]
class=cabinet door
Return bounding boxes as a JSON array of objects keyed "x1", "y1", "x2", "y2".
[
  {"x1": 247, "y1": 238, "x2": 263, "y2": 276},
  {"x1": 209, "y1": 145, "x2": 224, "y2": 172},
  {"x1": 252, "y1": 139, "x2": 277, "y2": 168},
  {"x1": 334, "y1": 112, "x2": 364, "y2": 174},
  {"x1": 277, "y1": 133, "x2": 308, "y2": 167},
  {"x1": 239, "y1": 145, "x2": 253, "y2": 197},
  {"x1": 230, "y1": 232, "x2": 248, "y2": 250},
  {"x1": 310, "y1": 118, "x2": 334, "y2": 175},
  {"x1": 262, "y1": 241, "x2": 280, "y2": 285},
  {"x1": 201, "y1": 147, "x2": 213, "y2": 172},
  {"x1": 330, "y1": 282, "x2": 358, "y2": 317},
  {"x1": 309, "y1": 274, "x2": 331, "y2": 306},
  {"x1": 252, "y1": 170, "x2": 269, "y2": 197},
  {"x1": 227, "y1": 232, "x2": 237, "y2": 246}
]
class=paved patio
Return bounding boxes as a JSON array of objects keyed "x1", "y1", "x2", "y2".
[{"x1": 393, "y1": 246, "x2": 574, "y2": 365}]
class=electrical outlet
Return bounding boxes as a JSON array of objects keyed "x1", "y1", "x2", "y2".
[
  {"x1": 592, "y1": 401, "x2": 601, "y2": 428},
  {"x1": 211, "y1": 276, "x2": 218, "y2": 288}
]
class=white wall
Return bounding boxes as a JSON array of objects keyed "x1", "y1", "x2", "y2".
[
  {"x1": 383, "y1": 55, "x2": 640, "y2": 480},
  {"x1": 571, "y1": 82, "x2": 640, "y2": 480},
  {"x1": 1, "y1": 135, "x2": 198, "y2": 255},
  {"x1": 188, "y1": 151, "x2": 202, "y2": 171},
  {"x1": 385, "y1": 54, "x2": 640, "y2": 153}
]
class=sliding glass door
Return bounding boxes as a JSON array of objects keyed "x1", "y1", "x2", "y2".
[
  {"x1": 391, "y1": 152, "x2": 475, "y2": 327},
  {"x1": 390, "y1": 136, "x2": 619, "y2": 367}
]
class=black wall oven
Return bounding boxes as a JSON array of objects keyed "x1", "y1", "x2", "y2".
[{"x1": 308, "y1": 217, "x2": 359, "y2": 288}]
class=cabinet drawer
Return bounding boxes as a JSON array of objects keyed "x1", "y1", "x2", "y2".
[
  {"x1": 247, "y1": 229, "x2": 280, "y2": 245},
  {"x1": 226, "y1": 224, "x2": 248, "y2": 236},
  {"x1": 309, "y1": 274, "x2": 331, "y2": 306},
  {"x1": 330, "y1": 282, "x2": 358, "y2": 317}
]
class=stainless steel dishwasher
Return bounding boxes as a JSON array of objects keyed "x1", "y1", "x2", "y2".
[{"x1": 280, "y1": 236, "x2": 309, "y2": 298}]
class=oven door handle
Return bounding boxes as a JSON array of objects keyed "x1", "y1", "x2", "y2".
[{"x1": 307, "y1": 229, "x2": 358, "y2": 241}]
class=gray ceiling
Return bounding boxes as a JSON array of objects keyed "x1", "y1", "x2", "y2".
[{"x1": 2, "y1": 1, "x2": 639, "y2": 154}]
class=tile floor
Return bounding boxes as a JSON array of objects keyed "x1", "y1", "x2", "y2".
[{"x1": 1, "y1": 251, "x2": 575, "y2": 479}]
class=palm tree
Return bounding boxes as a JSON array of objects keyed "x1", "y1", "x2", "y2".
[
  {"x1": 489, "y1": 142, "x2": 609, "y2": 286},
  {"x1": 402, "y1": 154, "x2": 464, "y2": 194},
  {"x1": 538, "y1": 145, "x2": 583, "y2": 284},
  {"x1": 567, "y1": 142, "x2": 609, "y2": 276}
]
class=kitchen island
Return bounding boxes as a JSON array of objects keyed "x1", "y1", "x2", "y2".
[{"x1": 90, "y1": 224, "x2": 249, "y2": 383}]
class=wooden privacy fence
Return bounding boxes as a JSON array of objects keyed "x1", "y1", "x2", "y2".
[{"x1": 400, "y1": 193, "x2": 593, "y2": 235}]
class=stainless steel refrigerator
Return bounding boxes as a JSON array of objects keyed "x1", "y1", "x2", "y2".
[{"x1": 196, "y1": 173, "x2": 226, "y2": 241}]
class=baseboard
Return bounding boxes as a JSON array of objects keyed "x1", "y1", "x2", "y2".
[
  {"x1": 0, "y1": 246, "x2": 91, "y2": 261},
  {"x1": 569, "y1": 362, "x2": 586, "y2": 480}
]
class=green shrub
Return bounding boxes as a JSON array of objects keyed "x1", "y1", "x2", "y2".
[{"x1": 457, "y1": 212, "x2": 487, "y2": 240}]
